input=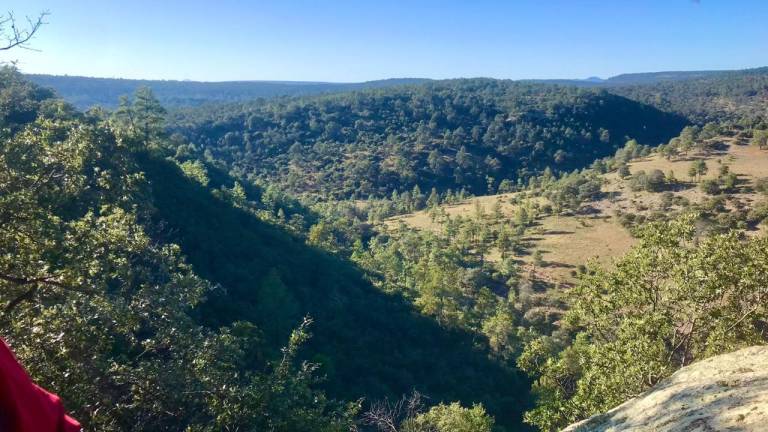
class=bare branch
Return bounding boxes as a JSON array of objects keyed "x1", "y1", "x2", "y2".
[
  {"x1": 361, "y1": 391, "x2": 428, "y2": 432},
  {"x1": 0, "y1": 10, "x2": 49, "y2": 52}
]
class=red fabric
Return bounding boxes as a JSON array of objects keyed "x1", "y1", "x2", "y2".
[{"x1": 0, "y1": 338, "x2": 81, "y2": 432}]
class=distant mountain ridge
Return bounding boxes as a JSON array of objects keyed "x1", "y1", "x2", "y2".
[
  {"x1": 608, "y1": 66, "x2": 768, "y2": 122},
  {"x1": 26, "y1": 67, "x2": 767, "y2": 114},
  {"x1": 601, "y1": 69, "x2": 729, "y2": 85},
  {"x1": 528, "y1": 68, "x2": 756, "y2": 87},
  {"x1": 25, "y1": 74, "x2": 432, "y2": 109}
]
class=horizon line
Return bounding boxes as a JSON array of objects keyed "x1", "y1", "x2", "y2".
[{"x1": 21, "y1": 65, "x2": 767, "y2": 85}]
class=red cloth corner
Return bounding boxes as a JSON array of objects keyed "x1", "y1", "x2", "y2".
[{"x1": 0, "y1": 338, "x2": 81, "y2": 432}]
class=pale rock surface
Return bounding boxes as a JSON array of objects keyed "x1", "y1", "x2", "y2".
[{"x1": 562, "y1": 345, "x2": 768, "y2": 432}]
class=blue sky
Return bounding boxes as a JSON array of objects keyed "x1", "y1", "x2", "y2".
[{"x1": 2, "y1": 0, "x2": 766, "y2": 82}]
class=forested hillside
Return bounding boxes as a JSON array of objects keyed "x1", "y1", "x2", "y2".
[
  {"x1": 0, "y1": 68, "x2": 526, "y2": 431},
  {"x1": 599, "y1": 69, "x2": 732, "y2": 86},
  {"x1": 158, "y1": 67, "x2": 768, "y2": 432},
  {"x1": 370, "y1": 120, "x2": 768, "y2": 431},
  {"x1": 29, "y1": 68, "x2": 752, "y2": 112},
  {"x1": 168, "y1": 80, "x2": 686, "y2": 199},
  {"x1": 26, "y1": 74, "x2": 430, "y2": 109},
  {"x1": 27, "y1": 67, "x2": 768, "y2": 129}
]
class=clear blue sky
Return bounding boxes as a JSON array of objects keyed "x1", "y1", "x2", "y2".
[{"x1": 2, "y1": 0, "x2": 766, "y2": 82}]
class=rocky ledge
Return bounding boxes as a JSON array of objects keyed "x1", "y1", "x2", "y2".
[{"x1": 563, "y1": 345, "x2": 768, "y2": 432}]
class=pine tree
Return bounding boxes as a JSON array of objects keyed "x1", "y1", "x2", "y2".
[
  {"x1": 427, "y1": 187, "x2": 440, "y2": 208},
  {"x1": 133, "y1": 86, "x2": 166, "y2": 146}
]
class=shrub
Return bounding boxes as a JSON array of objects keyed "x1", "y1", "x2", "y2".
[{"x1": 700, "y1": 179, "x2": 721, "y2": 195}]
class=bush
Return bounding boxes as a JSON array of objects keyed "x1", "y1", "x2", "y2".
[
  {"x1": 409, "y1": 403, "x2": 494, "y2": 432},
  {"x1": 629, "y1": 169, "x2": 666, "y2": 192},
  {"x1": 700, "y1": 179, "x2": 721, "y2": 195},
  {"x1": 618, "y1": 164, "x2": 631, "y2": 178}
]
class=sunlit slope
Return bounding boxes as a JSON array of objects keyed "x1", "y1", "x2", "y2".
[{"x1": 386, "y1": 135, "x2": 768, "y2": 285}]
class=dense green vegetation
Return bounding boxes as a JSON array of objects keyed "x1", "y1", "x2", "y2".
[
  {"x1": 6, "y1": 54, "x2": 768, "y2": 432},
  {"x1": 0, "y1": 67, "x2": 360, "y2": 431},
  {"x1": 167, "y1": 79, "x2": 685, "y2": 199},
  {"x1": 29, "y1": 68, "x2": 752, "y2": 112},
  {"x1": 32, "y1": 67, "x2": 768, "y2": 130},
  {"x1": 595, "y1": 69, "x2": 736, "y2": 86},
  {"x1": 140, "y1": 154, "x2": 532, "y2": 428}
]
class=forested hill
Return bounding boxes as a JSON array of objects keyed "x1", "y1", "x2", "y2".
[
  {"x1": 28, "y1": 68, "x2": 760, "y2": 112},
  {"x1": 525, "y1": 67, "x2": 768, "y2": 124},
  {"x1": 168, "y1": 79, "x2": 687, "y2": 199},
  {"x1": 26, "y1": 67, "x2": 768, "y2": 125},
  {"x1": 25, "y1": 74, "x2": 430, "y2": 109}
]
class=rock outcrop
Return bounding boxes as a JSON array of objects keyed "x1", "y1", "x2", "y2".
[{"x1": 562, "y1": 345, "x2": 768, "y2": 431}]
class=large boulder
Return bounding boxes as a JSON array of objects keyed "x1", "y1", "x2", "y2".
[{"x1": 563, "y1": 345, "x2": 768, "y2": 431}]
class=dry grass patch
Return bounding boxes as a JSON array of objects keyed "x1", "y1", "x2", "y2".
[
  {"x1": 522, "y1": 215, "x2": 635, "y2": 282},
  {"x1": 386, "y1": 193, "x2": 519, "y2": 231}
]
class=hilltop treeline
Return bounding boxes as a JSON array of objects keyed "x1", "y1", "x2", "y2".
[{"x1": 611, "y1": 67, "x2": 768, "y2": 124}]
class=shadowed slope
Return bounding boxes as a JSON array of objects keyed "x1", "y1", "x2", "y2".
[{"x1": 139, "y1": 155, "x2": 533, "y2": 430}]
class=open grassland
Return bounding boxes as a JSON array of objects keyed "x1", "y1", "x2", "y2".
[
  {"x1": 630, "y1": 139, "x2": 768, "y2": 181},
  {"x1": 522, "y1": 215, "x2": 634, "y2": 281},
  {"x1": 389, "y1": 193, "x2": 518, "y2": 230}
]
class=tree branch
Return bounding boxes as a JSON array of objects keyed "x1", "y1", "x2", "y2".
[
  {"x1": 4, "y1": 285, "x2": 36, "y2": 314},
  {"x1": 0, "y1": 11, "x2": 49, "y2": 51},
  {"x1": 0, "y1": 272, "x2": 95, "y2": 295},
  {"x1": 0, "y1": 271, "x2": 97, "y2": 318}
]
